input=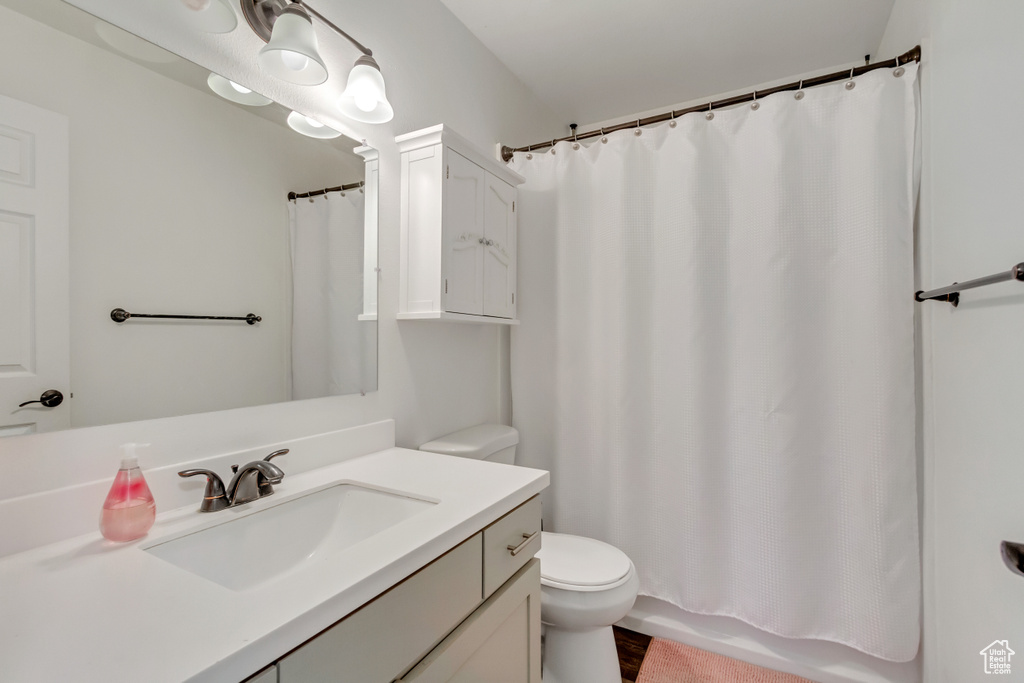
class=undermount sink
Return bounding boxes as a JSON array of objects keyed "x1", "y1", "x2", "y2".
[{"x1": 144, "y1": 483, "x2": 436, "y2": 591}]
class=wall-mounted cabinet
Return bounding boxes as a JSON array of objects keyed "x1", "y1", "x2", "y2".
[{"x1": 396, "y1": 125, "x2": 524, "y2": 324}]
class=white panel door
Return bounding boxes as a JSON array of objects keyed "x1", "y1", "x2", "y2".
[
  {"x1": 482, "y1": 176, "x2": 516, "y2": 319},
  {"x1": 0, "y1": 94, "x2": 69, "y2": 436},
  {"x1": 443, "y1": 150, "x2": 485, "y2": 315}
]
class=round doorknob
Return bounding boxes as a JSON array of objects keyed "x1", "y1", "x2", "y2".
[{"x1": 19, "y1": 389, "x2": 64, "y2": 408}]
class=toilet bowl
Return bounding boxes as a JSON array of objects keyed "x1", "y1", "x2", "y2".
[
  {"x1": 420, "y1": 424, "x2": 640, "y2": 683},
  {"x1": 537, "y1": 531, "x2": 640, "y2": 683}
]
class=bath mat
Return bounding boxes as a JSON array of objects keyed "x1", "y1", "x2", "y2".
[{"x1": 635, "y1": 638, "x2": 814, "y2": 683}]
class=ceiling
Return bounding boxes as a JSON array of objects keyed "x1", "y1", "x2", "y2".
[{"x1": 439, "y1": 0, "x2": 897, "y2": 126}]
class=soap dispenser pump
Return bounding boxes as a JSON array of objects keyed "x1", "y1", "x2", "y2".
[{"x1": 100, "y1": 443, "x2": 156, "y2": 542}]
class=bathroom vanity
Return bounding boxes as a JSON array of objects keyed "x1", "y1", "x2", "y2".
[{"x1": 0, "y1": 422, "x2": 548, "y2": 682}]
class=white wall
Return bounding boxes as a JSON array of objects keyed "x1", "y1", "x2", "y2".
[
  {"x1": 0, "y1": 5, "x2": 364, "y2": 428},
  {"x1": 0, "y1": 1, "x2": 561, "y2": 502},
  {"x1": 879, "y1": 1, "x2": 1024, "y2": 680}
]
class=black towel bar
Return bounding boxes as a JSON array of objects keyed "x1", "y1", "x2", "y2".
[{"x1": 110, "y1": 308, "x2": 261, "y2": 325}]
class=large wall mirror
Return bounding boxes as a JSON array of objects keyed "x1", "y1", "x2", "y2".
[{"x1": 0, "y1": 0, "x2": 378, "y2": 436}]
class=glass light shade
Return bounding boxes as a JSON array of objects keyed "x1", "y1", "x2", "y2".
[
  {"x1": 176, "y1": 0, "x2": 237, "y2": 34},
  {"x1": 258, "y1": 7, "x2": 328, "y2": 86},
  {"x1": 337, "y1": 56, "x2": 394, "y2": 123},
  {"x1": 207, "y1": 73, "x2": 273, "y2": 106},
  {"x1": 286, "y1": 111, "x2": 342, "y2": 139}
]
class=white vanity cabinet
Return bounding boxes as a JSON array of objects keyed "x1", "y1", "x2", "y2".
[
  {"x1": 396, "y1": 125, "x2": 524, "y2": 324},
  {"x1": 271, "y1": 496, "x2": 542, "y2": 683}
]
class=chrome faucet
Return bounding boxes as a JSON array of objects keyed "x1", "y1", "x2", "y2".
[{"x1": 179, "y1": 449, "x2": 288, "y2": 512}]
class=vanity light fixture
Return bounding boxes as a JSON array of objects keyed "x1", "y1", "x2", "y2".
[
  {"x1": 286, "y1": 111, "x2": 342, "y2": 139},
  {"x1": 257, "y1": 4, "x2": 328, "y2": 85},
  {"x1": 176, "y1": 0, "x2": 238, "y2": 34},
  {"x1": 207, "y1": 73, "x2": 273, "y2": 106},
  {"x1": 337, "y1": 55, "x2": 393, "y2": 124},
  {"x1": 242, "y1": 0, "x2": 394, "y2": 122}
]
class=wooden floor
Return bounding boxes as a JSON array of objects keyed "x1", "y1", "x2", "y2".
[{"x1": 615, "y1": 626, "x2": 654, "y2": 682}]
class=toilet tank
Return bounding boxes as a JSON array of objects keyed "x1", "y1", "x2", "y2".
[{"x1": 419, "y1": 424, "x2": 519, "y2": 465}]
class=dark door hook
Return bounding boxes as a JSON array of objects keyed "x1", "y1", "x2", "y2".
[{"x1": 19, "y1": 389, "x2": 64, "y2": 408}]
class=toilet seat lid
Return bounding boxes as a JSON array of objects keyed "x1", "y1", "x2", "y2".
[{"x1": 537, "y1": 532, "x2": 633, "y2": 589}]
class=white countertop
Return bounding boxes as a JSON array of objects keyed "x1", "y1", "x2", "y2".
[{"x1": 0, "y1": 447, "x2": 549, "y2": 682}]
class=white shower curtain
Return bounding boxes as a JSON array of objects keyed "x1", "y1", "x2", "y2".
[
  {"x1": 289, "y1": 191, "x2": 374, "y2": 399},
  {"x1": 511, "y1": 64, "x2": 920, "y2": 661}
]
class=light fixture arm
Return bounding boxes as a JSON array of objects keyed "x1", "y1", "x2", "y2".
[
  {"x1": 293, "y1": 0, "x2": 372, "y2": 56},
  {"x1": 244, "y1": 0, "x2": 372, "y2": 56}
]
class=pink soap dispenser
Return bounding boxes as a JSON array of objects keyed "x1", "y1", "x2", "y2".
[{"x1": 100, "y1": 443, "x2": 156, "y2": 542}]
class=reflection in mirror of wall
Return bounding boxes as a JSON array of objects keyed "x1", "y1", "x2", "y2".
[{"x1": 0, "y1": 0, "x2": 377, "y2": 437}]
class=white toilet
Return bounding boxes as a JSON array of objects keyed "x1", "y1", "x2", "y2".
[{"x1": 420, "y1": 424, "x2": 640, "y2": 683}]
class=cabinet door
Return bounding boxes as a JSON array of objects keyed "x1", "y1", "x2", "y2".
[
  {"x1": 442, "y1": 151, "x2": 485, "y2": 315},
  {"x1": 482, "y1": 175, "x2": 516, "y2": 319},
  {"x1": 399, "y1": 560, "x2": 542, "y2": 683}
]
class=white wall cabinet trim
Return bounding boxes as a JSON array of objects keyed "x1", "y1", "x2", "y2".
[{"x1": 397, "y1": 125, "x2": 524, "y2": 325}]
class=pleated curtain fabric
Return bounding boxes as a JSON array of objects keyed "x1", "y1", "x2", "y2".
[
  {"x1": 510, "y1": 64, "x2": 920, "y2": 661},
  {"x1": 288, "y1": 191, "x2": 372, "y2": 399}
]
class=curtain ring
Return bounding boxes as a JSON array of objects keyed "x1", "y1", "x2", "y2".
[
  {"x1": 845, "y1": 67, "x2": 856, "y2": 90},
  {"x1": 572, "y1": 128, "x2": 580, "y2": 150},
  {"x1": 893, "y1": 55, "x2": 906, "y2": 78},
  {"x1": 600, "y1": 127, "x2": 608, "y2": 144},
  {"x1": 634, "y1": 119, "x2": 642, "y2": 136},
  {"x1": 669, "y1": 111, "x2": 677, "y2": 128},
  {"x1": 750, "y1": 91, "x2": 760, "y2": 111},
  {"x1": 323, "y1": 188, "x2": 329, "y2": 199},
  {"x1": 550, "y1": 139, "x2": 556, "y2": 155},
  {"x1": 795, "y1": 79, "x2": 805, "y2": 100},
  {"x1": 705, "y1": 103, "x2": 715, "y2": 121}
]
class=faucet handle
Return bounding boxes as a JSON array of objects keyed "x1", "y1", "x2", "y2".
[
  {"x1": 178, "y1": 469, "x2": 229, "y2": 513},
  {"x1": 264, "y1": 448, "x2": 289, "y2": 462}
]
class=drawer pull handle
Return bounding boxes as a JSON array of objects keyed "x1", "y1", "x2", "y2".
[{"x1": 507, "y1": 531, "x2": 539, "y2": 557}]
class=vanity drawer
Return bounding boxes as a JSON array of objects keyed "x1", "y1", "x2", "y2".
[
  {"x1": 277, "y1": 533, "x2": 483, "y2": 683},
  {"x1": 482, "y1": 496, "x2": 541, "y2": 598}
]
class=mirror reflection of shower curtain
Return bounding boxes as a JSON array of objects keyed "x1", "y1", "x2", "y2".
[
  {"x1": 511, "y1": 64, "x2": 920, "y2": 662},
  {"x1": 288, "y1": 191, "x2": 374, "y2": 398}
]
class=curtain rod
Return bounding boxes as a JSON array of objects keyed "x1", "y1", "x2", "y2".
[
  {"x1": 500, "y1": 45, "x2": 922, "y2": 163},
  {"x1": 915, "y1": 262, "x2": 1024, "y2": 307},
  {"x1": 288, "y1": 180, "x2": 365, "y2": 201}
]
